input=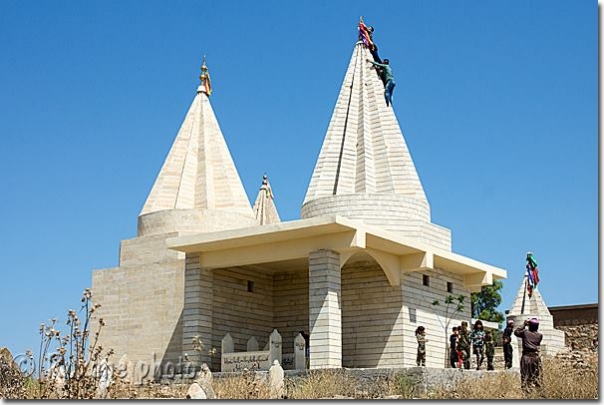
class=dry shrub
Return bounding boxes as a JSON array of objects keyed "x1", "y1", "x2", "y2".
[
  {"x1": 287, "y1": 369, "x2": 357, "y2": 399},
  {"x1": 213, "y1": 370, "x2": 271, "y2": 399},
  {"x1": 430, "y1": 354, "x2": 598, "y2": 400},
  {"x1": 387, "y1": 372, "x2": 419, "y2": 398},
  {"x1": 106, "y1": 379, "x2": 188, "y2": 399},
  {"x1": 430, "y1": 371, "x2": 523, "y2": 399},
  {"x1": 537, "y1": 355, "x2": 598, "y2": 399}
]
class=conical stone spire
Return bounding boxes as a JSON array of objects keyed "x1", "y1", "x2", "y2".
[
  {"x1": 507, "y1": 274, "x2": 565, "y2": 360},
  {"x1": 252, "y1": 175, "x2": 281, "y2": 225},
  {"x1": 508, "y1": 275, "x2": 551, "y2": 317},
  {"x1": 302, "y1": 39, "x2": 450, "y2": 248},
  {"x1": 138, "y1": 62, "x2": 255, "y2": 236}
]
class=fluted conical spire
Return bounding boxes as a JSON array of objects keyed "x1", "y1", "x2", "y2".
[
  {"x1": 140, "y1": 61, "x2": 253, "y2": 221},
  {"x1": 303, "y1": 41, "x2": 428, "y2": 205},
  {"x1": 300, "y1": 38, "x2": 447, "y2": 248}
]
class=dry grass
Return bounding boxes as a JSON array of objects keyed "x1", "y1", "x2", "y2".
[
  {"x1": 538, "y1": 354, "x2": 598, "y2": 399},
  {"x1": 286, "y1": 369, "x2": 357, "y2": 399},
  {"x1": 430, "y1": 354, "x2": 598, "y2": 400},
  {"x1": 213, "y1": 370, "x2": 272, "y2": 399},
  {"x1": 4, "y1": 355, "x2": 598, "y2": 399}
]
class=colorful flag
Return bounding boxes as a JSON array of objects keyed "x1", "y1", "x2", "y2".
[
  {"x1": 525, "y1": 252, "x2": 540, "y2": 298},
  {"x1": 358, "y1": 17, "x2": 375, "y2": 51}
]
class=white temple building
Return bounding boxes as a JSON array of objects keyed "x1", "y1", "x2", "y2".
[{"x1": 92, "y1": 34, "x2": 508, "y2": 374}]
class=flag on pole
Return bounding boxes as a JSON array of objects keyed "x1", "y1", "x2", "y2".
[
  {"x1": 358, "y1": 17, "x2": 376, "y2": 51},
  {"x1": 525, "y1": 252, "x2": 540, "y2": 298}
]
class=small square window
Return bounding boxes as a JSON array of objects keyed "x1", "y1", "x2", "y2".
[
  {"x1": 247, "y1": 280, "x2": 255, "y2": 293},
  {"x1": 422, "y1": 275, "x2": 430, "y2": 286},
  {"x1": 447, "y1": 282, "x2": 453, "y2": 293}
]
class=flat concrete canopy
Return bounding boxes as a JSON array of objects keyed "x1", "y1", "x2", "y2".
[{"x1": 167, "y1": 215, "x2": 506, "y2": 291}]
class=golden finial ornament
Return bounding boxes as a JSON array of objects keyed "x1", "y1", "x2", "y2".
[
  {"x1": 199, "y1": 55, "x2": 212, "y2": 96},
  {"x1": 199, "y1": 55, "x2": 208, "y2": 84}
]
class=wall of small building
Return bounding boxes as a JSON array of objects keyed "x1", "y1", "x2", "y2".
[
  {"x1": 341, "y1": 260, "x2": 404, "y2": 368},
  {"x1": 210, "y1": 266, "x2": 274, "y2": 371},
  {"x1": 273, "y1": 270, "x2": 309, "y2": 355},
  {"x1": 91, "y1": 232, "x2": 186, "y2": 372},
  {"x1": 549, "y1": 304, "x2": 598, "y2": 350},
  {"x1": 401, "y1": 268, "x2": 472, "y2": 368}
]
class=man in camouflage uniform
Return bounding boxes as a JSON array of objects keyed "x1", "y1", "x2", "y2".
[
  {"x1": 458, "y1": 321, "x2": 471, "y2": 369},
  {"x1": 415, "y1": 326, "x2": 428, "y2": 366},
  {"x1": 485, "y1": 331, "x2": 495, "y2": 371}
]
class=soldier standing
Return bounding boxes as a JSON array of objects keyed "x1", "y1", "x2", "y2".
[
  {"x1": 470, "y1": 320, "x2": 486, "y2": 370},
  {"x1": 458, "y1": 321, "x2": 472, "y2": 369},
  {"x1": 415, "y1": 326, "x2": 428, "y2": 366},
  {"x1": 485, "y1": 331, "x2": 495, "y2": 371},
  {"x1": 502, "y1": 319, "x2": 515, "y2": 369}
]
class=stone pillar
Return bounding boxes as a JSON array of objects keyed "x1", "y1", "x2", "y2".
[
  {"x1": 182, "y1": 254, "x2": 213, "y2": 368},
  {"x1": 308, "y1": 249, "x2": 342, "y2": 369}
]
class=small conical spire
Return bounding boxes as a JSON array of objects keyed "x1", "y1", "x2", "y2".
[
  {"x1": 252, "y1": 174, "x2": 281, "y2": 225},
  {"x1": 508, "y1": 274, "x2": 551, "y2": 316},
  {"x1": 199, "y1": 55, "x2": 213, "y2": 96}
]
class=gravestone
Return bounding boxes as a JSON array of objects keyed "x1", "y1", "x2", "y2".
[
  {"x1": 97, "y1": 357, "x2": 112, "y2": 399},
  {"x1": 294, "y1": 333, "x2": 306, "y2": 370},
  {"x1": 198, "y1": 362, "x2": 213, "y2": 383},
  {"x1": 186, "y1": 382, "x2": 207, "y2": 399},
  {"x1": 269, "y1": 329, "x2": 282, "y2": 365},
  {"x1": 268, "y1": 359, "x2": 285, "y2": 399},
  {"x1": 247, "y1": 336, "x2": 259, "y2": 352},
  {"x1": 222, "y1": 333, "x2": 234, "y2": 354}
]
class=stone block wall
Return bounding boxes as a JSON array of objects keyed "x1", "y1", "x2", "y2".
[
  {"x1": 341, "y1": 261, "x2": 403, "y2": 368},
  {"x1": 273, "y1": 270, "x2": 309, "y2": 354},
  {"x1": 92, "y1": 232, "x2": 186, "y2": 370},
  {"x1": 210, "y1": 266, "x2": 275, "y2": 371},
  {"x1": 401, "y1": 268, "x2": 472, "y2": 368},
  {"x1": 557, "y1": 324, "x2": 598, "y2": 350}
]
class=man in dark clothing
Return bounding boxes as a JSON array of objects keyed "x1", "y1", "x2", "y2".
[
  {"x1": 367, "y1": 59, "x2": 396, "y2": 107},
  {"x1": 502, "y1": 319, "x2": 515, "y2": 369},
  {"x1": 449, "y1": 326, "x2": 459, "y2": 368},
  {"x1": 367, "y1": 26, "x2": 382, "y2": 63},
  {"x1": 514, "y1": 318, "x2": 543, "y2": 391}
]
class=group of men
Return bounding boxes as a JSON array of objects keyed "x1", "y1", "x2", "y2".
[
  {"x1": 448, "y1": 320, "x2": 495, "y2": 371},
  {"x1": 447, "y1": 317, "x2": 544, "y2": 391}
]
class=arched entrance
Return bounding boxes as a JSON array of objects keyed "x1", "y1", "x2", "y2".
[{"x1": 341, "y1": 252, "x2": 404, "y2": 368}]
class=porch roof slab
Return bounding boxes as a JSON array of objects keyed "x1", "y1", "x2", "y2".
[{"x1": 167, "y1": 215, "x2": 506, "y2": 289}]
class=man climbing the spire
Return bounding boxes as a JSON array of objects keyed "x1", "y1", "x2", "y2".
[{"x1": 366, "y1": 58, "x2": 396, "y2": 107}]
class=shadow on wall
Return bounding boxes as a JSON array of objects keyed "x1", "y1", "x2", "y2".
[
  {"x1": 163, "y1": 310, "x2": 184, "y2": 373},
  {"x1": 341, "y1": 256, "x2": 402, "y2": 368}
]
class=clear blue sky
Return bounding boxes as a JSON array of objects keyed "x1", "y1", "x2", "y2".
[{"x1": 0, "y1": 1, "x2": 597, "y2": 358}]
